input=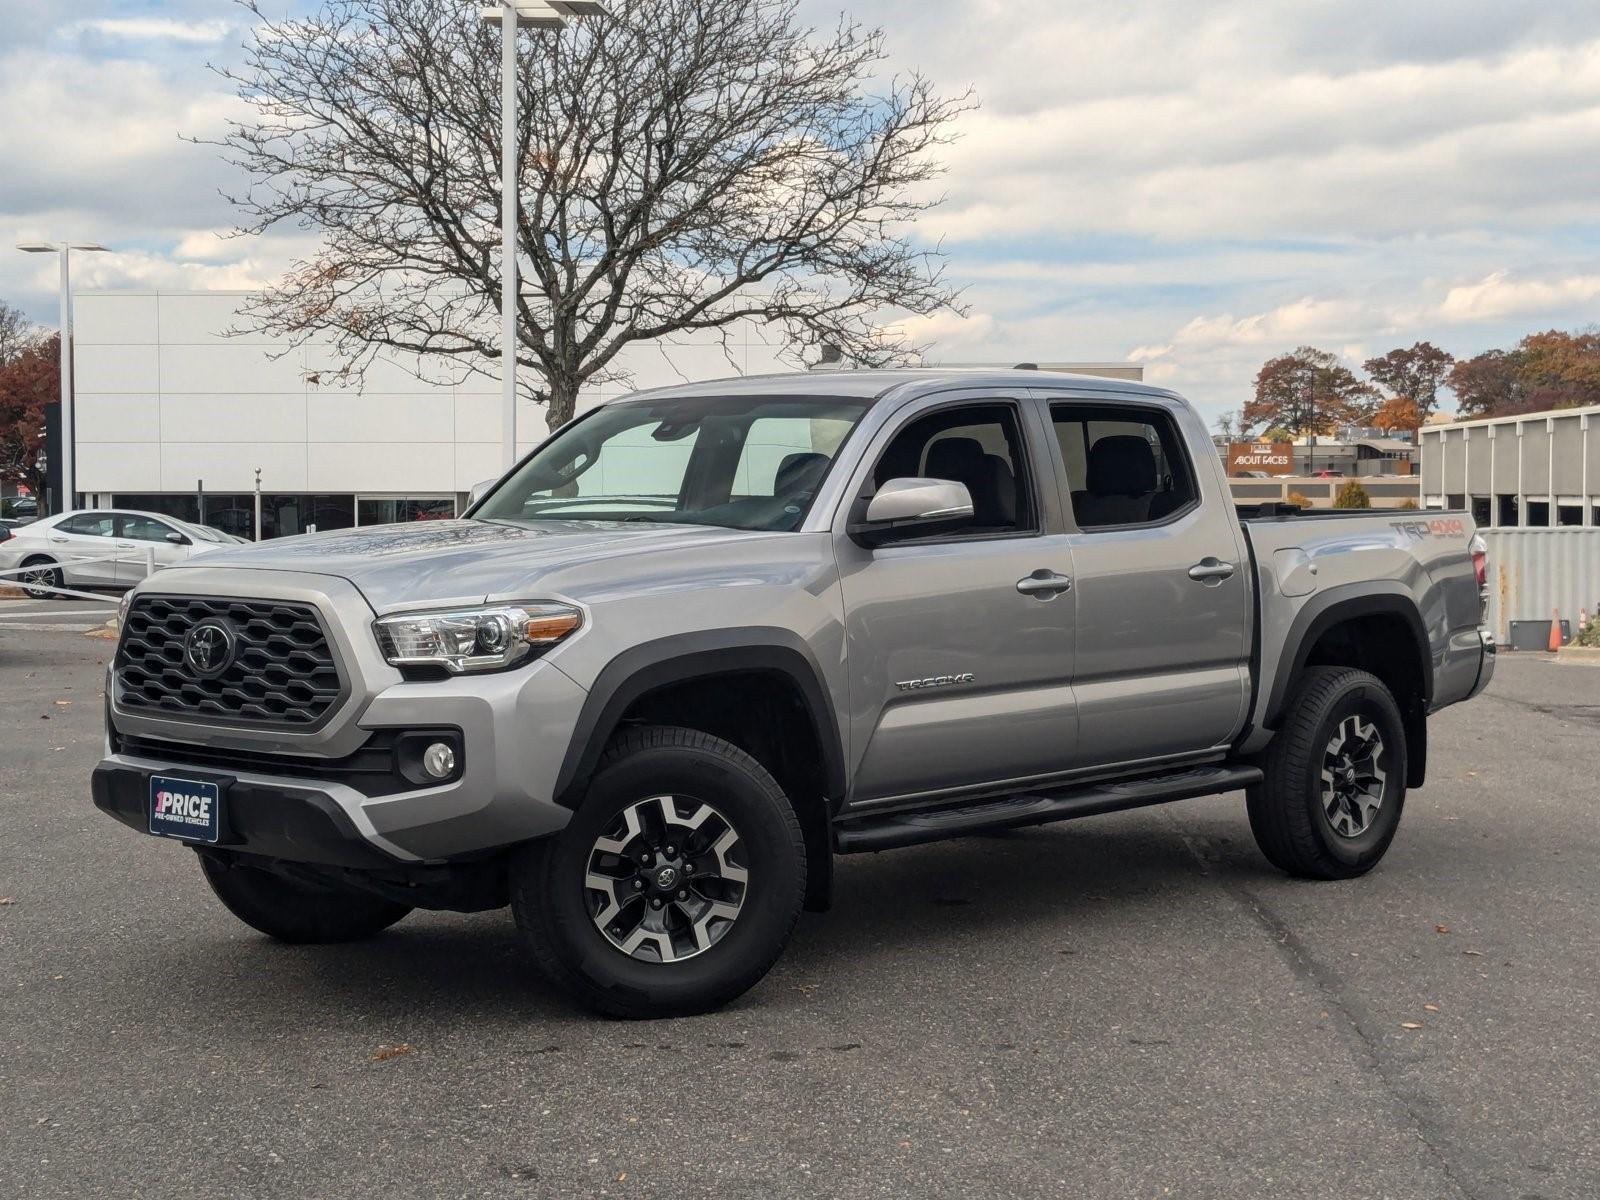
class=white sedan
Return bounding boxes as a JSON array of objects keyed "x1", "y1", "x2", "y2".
[{"x1": 0, "y1": 510, "x2": 241, "y2": 598}]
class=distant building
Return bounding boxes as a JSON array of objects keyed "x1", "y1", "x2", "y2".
[{"x1": 1418, "y1": 405, "x2": 1599, "y2": 526}]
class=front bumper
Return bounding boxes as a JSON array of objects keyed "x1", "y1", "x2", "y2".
[{"x1": 93, "y1": 756, "x2": 407, "y2": 869}]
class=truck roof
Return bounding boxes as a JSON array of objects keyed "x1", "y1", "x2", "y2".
[{"x1": 618, "y1": 367, "x2": 1184, "y2": 406}]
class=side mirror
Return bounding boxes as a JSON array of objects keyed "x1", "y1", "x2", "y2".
[
  {"x1": 466, "y1": 478, "x2": 497, "y2": 509},
  {"x1": 165, "y1": 531, "x2": 189, "y2": 545},
  {"x1": 848, "y1": 477, "x2": 974, "y2": 548}
]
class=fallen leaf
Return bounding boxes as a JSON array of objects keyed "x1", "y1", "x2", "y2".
[
  {"x1": 1423, "y1": 1004, "x2": 1440, "y2": 1012},
  {"x1": 1435, "y1": 925, "x2": 1450, "y2": 934},
  {"x1": 372, "y1": 1043, "x2": 413, "y2": 1062},
  {"x1": 617, "y1": 1173, "x2": 627, "y2": 1183},
  {"x1": 1463, "y1": 949, "x2": 1484, "y2": 957},
  {"x1": 52, "y1": 700, "x2": 70, "y2": 708},
  {"x1": 0, "y1": 898, "x2": 13, "y2": 906},
  {"x1": 1400, "y1": 1022, "x2": 1423, "y2": 1030}
]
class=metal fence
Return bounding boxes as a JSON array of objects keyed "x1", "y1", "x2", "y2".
[{"x1": 1481, "y1": 528, "x2": 1600, "y2": 641}]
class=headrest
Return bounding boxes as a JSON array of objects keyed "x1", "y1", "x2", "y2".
[
  {"x1": 774, "y1": 452, "x2": 828, "y2": 496},
  {"x1": 1086, "y1": 435, "x2": 1157, "y2": 496},
  {"x1": 925, "y1": 437, "x2": 987, "y2": 479}
]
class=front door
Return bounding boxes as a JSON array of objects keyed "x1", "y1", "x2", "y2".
[
  {"x1": 835, "y1": 395, "x2": 1079, "y2": 807},
  {"x1": 114, "y1": 514, "x2": 190, "y2": 584},
  {"x1": 1043, "y1": 397, "x2": 1250, "y2": 768}
]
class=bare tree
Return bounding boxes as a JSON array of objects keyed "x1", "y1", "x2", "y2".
[{"x1": 212, "y1": 0, "x2": 973, "y2": 431}]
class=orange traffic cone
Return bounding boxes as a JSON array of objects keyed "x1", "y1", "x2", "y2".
[{"x1": 1549, "y1": 607, "x2": 1563, "y2": 652}]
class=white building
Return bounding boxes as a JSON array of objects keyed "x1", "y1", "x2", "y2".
[
  {"x1": 72, "y1": 290, "x2": 795, "y2": 538},
  {"x1": 72, "y1": 290, "x2": 1143, "y2": 539}
]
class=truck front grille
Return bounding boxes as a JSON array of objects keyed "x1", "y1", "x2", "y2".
[{"x1": 115, "y1": 596, "x2": 345, "y2": 727}]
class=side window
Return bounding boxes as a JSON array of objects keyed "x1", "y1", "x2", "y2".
[
  {"x1": 61, "y1": 514, "x2": 115, "y2": 537},
  {"x1": 118, "y1": 515, "x2": 176, "y2": 542},
  {"x1": 872, "y1": 402, "x2": 1035, "y2": 536},
  {"x1": 1052, "y1": 404, "x2": 1198, "y2": 530}
]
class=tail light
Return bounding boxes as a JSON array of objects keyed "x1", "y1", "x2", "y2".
[
  {"x1": 1470, "y1": 533, "x2": 1489, "y2": 622},
  {"x1": 0, "y1": 525, "x2": 10, "y2": 543}
]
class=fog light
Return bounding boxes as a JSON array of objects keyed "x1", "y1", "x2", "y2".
[{"x1": 422, "y1": 742, "x2": 456, "y2": 780}]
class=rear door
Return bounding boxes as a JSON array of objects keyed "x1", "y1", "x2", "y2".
[
  {"x1": 48, "y1": 513, "x2": 121, "y2": 585},
  {"x1": 1042, "y1": 396, "x2": 1250, "y2": 767},
  {"x1": 834, "y1": 392, "x2": 1080, "y2": 806}
]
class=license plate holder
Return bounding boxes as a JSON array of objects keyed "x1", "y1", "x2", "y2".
[{"x1": 148, "y1": 775, "x2": 224, "y2": 844}]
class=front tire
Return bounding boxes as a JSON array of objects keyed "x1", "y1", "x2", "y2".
[
  {"x1": 19, "y1": 557, "x2": 63, "y2": 600},
  {"x1": 1247, "y1": 667, "x2": 1407, "y2": 880},
  {"x1": 198, "y1": 852, "x2": 412, "y2": 943},
  {"x1": 512, "y1": 726, "x2": 806, "y2": 1019}
]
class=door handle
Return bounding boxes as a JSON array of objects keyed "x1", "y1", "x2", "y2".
[
  {"x1": 116, "y1": 542, "x2": 136, "y2": 549},
  {"x1": 49, "y1": 536, "x2": 68, "y2": 543},
  {"x1": 1188, "y1": 558, "x2": 1236, "y2": 583},
  {"x1": 1017, "y1": 570, "x2": 1073, "y2": 597}
]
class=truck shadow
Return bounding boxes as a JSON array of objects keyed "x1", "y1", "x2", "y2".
[{"x1": 107, "y1": 814, "x2": 1315, "y2": 1027}]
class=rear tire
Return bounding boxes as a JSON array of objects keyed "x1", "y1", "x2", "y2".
[
  {"x1": 1247, "y1": 666, "x2": 1407, "y2": 880},
  {"x1": 512, "y1": 726, "x2": 806, "y2": 1019},
  {"x1": 19, "y1": 557, "x2": 62, "y2": 600},
  {"x1": 199, "y1": 852, "x2": 411, "y2": 943}
]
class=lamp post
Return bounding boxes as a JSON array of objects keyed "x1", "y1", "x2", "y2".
[
  {"x1": 476, "y1": 0, "x2": 606, "y2": 471},
  {"x1": 16, "y1": 241, "x2": 109, "y2": 513}
]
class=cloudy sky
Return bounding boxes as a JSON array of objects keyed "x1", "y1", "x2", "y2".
[{"x1": 5, "y1": 0, "x2": 1600, "y2": 423}]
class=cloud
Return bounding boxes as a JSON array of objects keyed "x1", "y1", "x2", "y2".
[
  {"x1": 1438, "y1": 271, "x2": 1600, "y2": 323},
  {"x1": 71, "y1": 18, "x2": 232, "y2": 44}
]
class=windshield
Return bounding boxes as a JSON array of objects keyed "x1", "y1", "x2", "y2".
[
  {"x1": 475, "y1": 395, "x2": 867, "y2": 532},
  {"x1": 179, "y1": 520, "x2": 227, "y2": 543}
]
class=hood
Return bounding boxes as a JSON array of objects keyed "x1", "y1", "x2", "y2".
[{"x1": 169, "y1": 518, "x2": 762, "y2": 611}]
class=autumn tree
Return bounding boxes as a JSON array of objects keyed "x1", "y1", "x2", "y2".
[
  {"x1": 1244, "y1": 346, "x2": 1376, "y2": 439},
  {"x1": 1363, "y1": 341, "x2": 1453, "y2": 424},
  {"x1": 1447, "y1": 330, "x2": 1600, "y2": 418},
  {"x1": 1370, "y1": 395, "x2": 1422, "y2": 434},
  {"x1": 0, "y1": 318, "x2": 58, "y2": 505},
  {"x1": 1446, "y1": 349, "x2": 1529, "y2": 419},
  {"x1": 214, "y1": 0, "x2": 972, "y2": 431}
]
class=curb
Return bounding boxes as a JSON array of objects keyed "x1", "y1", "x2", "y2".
[{"x1": 1555, "y1": 646, "x2": 1600, "y2": 663}]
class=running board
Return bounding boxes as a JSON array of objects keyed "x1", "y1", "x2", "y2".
[{"x1": 834, "y1": 764, "x2": 1263, "y2": 854}]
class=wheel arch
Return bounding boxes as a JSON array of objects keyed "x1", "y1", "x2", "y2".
[
  {"x1": 1265, "y1": 586, "x2": 1433, "y2": 789},
  {"x1": 552, "y1": 630, "x2": 846, "y2": 912}
]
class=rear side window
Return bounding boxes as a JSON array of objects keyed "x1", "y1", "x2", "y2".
[
  {"x1": 1051, "y1": 404, "x2": 1197, "y2": 530},
  {"x1": 60, "y1": 514, "x2": 115, "y2": 537}
]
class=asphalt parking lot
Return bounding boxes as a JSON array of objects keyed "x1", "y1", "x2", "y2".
[{"x1": 2, "y1": 621, "x2": 1597, "y2": 1200}]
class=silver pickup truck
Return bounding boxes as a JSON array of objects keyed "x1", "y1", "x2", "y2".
[{"x1": 94, "y1": 369, "x2": 1494, "y2": 1017}]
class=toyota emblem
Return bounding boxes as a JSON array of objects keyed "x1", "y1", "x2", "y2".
[{"x1": 183, "y1": 619, "x2": 237, "y2": 679}]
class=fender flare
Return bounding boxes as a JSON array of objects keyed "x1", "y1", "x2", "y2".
[
  {"x1": 552, "y1": 628, "x2": 847, "y2": 810},
  {"x1": 1264, "y1": 584, "x2": 1434, "y2": 729}
]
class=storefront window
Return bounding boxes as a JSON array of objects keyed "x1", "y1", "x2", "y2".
[
  {"x1": 262, "y1": 494, "x2": 356, "y2": 539},
  {"x1": 357, "y1": 498, "x2": 457, "y2": 526}
]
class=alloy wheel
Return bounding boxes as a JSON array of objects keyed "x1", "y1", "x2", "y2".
[
  {"x1": 585, "y1": 795, "x2": 748, "y2": 963},
  {"x1": 1320, "y1": 714, "x2": 1387, "y2": 838}
]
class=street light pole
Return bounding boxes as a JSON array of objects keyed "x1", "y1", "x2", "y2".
[
  {"x1": 476, "y1": 1, "x2": 606, "y2": 472},
  {"x1": 16, "y1": 241, "x2": 108, "y2": 513},
  {"x1": 499, "y1": 2, "x2": 520, "y2": 473}
]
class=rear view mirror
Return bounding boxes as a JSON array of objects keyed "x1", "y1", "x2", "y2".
[
  {"x1": 165, "y1": 532, "x2": 188, "y2": 545},
  {"x1": 467, "y1": 479, "x2": 496, "y2": 509},
  {"x1": 849, "y1": 477, "x2": 975, "y2": 548}
]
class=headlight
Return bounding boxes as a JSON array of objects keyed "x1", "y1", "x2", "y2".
[
  {"x1": 117, "y1": 590, "x2": 135, "y2": 628},
  {"x1": 373, "y1": 602, "x2": 581, "y2": 674}
]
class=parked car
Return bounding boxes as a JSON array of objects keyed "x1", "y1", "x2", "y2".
[
  {"x1": 94, "y1": 370, "x2": 1495, "y2": 1018},
  {"x1": 1, "y1": 495, "x2": 39, "y2": 521},
  {"x1": 0, "y1": 509, "x2": 228, "y2": 598}
]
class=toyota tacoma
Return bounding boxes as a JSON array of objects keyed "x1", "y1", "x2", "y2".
[{"x1": 93, "y1": 369, "x2": 1495, "y2": 1017}]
